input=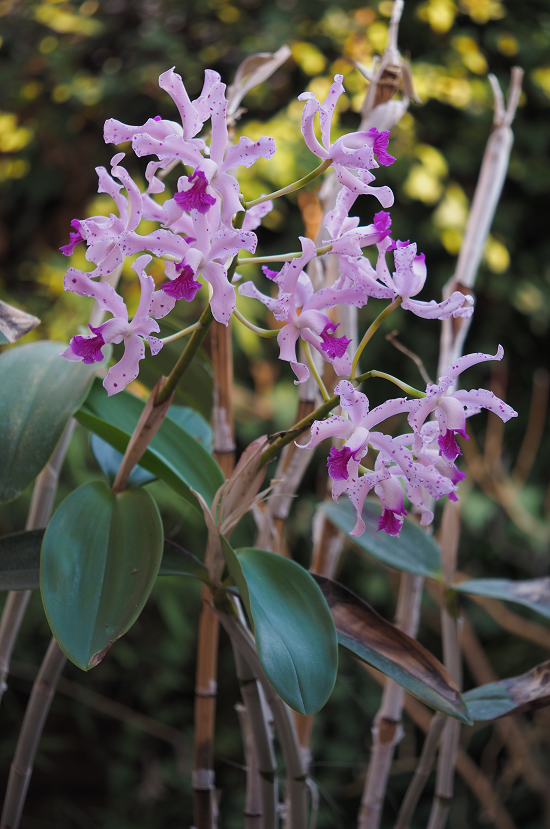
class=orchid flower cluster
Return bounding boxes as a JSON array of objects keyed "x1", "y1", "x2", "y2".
[{"x1": 60, "y1": 69, "x2": 517, "y2": 537}]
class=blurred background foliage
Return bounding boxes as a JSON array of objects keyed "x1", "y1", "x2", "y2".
[{"x1": 1, "y1": 0, "x2": 550, "y2": 826}]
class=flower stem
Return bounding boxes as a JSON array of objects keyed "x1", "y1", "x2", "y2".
[
  {"x1": 159, "y1": 321, "x2": 203, "y2": 344},
  {"x1": 357, "y1": 369, "x2": 426, "y2": 398},
  {"x1": 155, "y1": 303, "x2": 214, "y2": 405},
  {"x1": 303, "y1": 341, "x2": 330, "y2": 402},
  {"x1": 244, "y1": 158, "x2": 332, "y2": 209},
  {"x1": 350, "y1": 296, "x2": 402, "y2": 380},
  {"x1": 238, "y1": 243, "x2": 332, "y2": 266},
  {"x1": 232, "y1": 308, "x2": 279, "y2": 338}
]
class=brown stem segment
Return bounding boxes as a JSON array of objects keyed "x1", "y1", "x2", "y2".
[{"x1": 1, "y1": 639, "x2": 66, "y2": 829}]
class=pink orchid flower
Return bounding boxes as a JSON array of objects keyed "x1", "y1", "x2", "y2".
[
  {"x1": 408, "y1": 347, "x2": 518, "y2": 461},
  {"x1": 239, "y1": 238, "x2": 371, "y2": 383},
  {"x1": 60, "y1": 154, "x2": 143, "y2": 279},
  {"x1": 298, "y1": 74, "x2": 395, "y2": 208},
  {"x1": 377, "y1": 239, "x2": 474, "y2": 320},
  {"x1": 62, "y1": 255, "x2": 162, "y2": 395}
]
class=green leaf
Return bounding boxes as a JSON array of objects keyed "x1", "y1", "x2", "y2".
[
  {"x1": 167, "y1": 406, "x2": 213, "y2": 452},
  {"x1": 454, "y1": 577, "x2": 550, "y2": 620},
  {"x1": 314, "y1": 575, "x2": 472, "y2": 724},
  {"x1": 223, "y1": 541, "x2": 338, "y2": 716},
  {"x1": 159, "y1": 539, "x2": 210, "y2": 583},
  {"x1": 41, "y1": 480, "x2": 164, "y2": 670},
  {"x1": 114, "y1": 333, "x2": 213, "y2": 420},
  {"x1": 0, "y1": 529, "x2": 43, "y2": 590},
  {"x1": 321, "y1": 497, "x2": 441, "y2": 578},
  {"x1": 0, "y1": 341, "x2": 95, "y2": 503},
  {"x1": 90, "y1": 434, "x2": 156, "y2": 487},
  {"x1": 76, "y1": 378, "x2": 224, "y2": 510},
  {"x1": 464, "y1": 660, "x2": 550, "y2": 721}
]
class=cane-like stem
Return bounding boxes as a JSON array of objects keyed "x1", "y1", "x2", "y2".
[
  {"x1": 244, "y1": 159, "x2": 332, "y2": 209},
  {"x1": 1, "y1": 639, "x2": 66, "y2": 829},
  {"x1": 394, "y1": 712, "x2": 446, "y2": 829}
]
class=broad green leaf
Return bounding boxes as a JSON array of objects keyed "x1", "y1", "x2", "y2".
[
  {"x1": 464, "y1": 660, "x2": 550, "y2": 721},
  {"x1": 322, "y1": 497, "x2": 441, "y2": 578},
  {"x1": 90, "y1": 434, "x2": 156, "y2": 487},
  {"x1": 0, "y1": 341, "x2": 95, "y2": 503},
  {"x1": 41, "y1": 481, "x2": 163, "y2": 670},
  {"x1": 113, "y1": 333, "x2": 213, "y2": 420},
  {"x1": 167, "y1": 406, "x2": 213, "y2": 452},
  {"x1": 223, "y1": 541, "x2": 338, "y2": 716},
  {"x1": 454, "y1": 577, "x2": 550, "y2": 621},
  {"x1": 159, "y1": 539, "x2": 210, "y2": 583},
  {"x1": 314, "y1": 575, "x2": 472, "y2": 724},
  {"x1": 0, "y1": 530, "x2": 207, "y2": 591},
  {"x1": 0, "y1": 529, "x2": 43, "y2": 590},
  {"x1": 76, "y1": 378, "x2": 224, "y2": 510}
]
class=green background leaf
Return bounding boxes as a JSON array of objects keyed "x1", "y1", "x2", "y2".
[
  {"x1": 224, "y1": 542, "x2": 338, "y2": 715},
  {"x1": 0, "y1": 341, "x2": 95, "y2": 503},
  {"x1": 322, "y1": 497, "x2": 442, "y2": 578},
  {"x1": 454, "y1": 577, "x2": 550, "y2": 621},
  {"x1": 76, "y1": 379, "x2": 224, "y2": 510},
  {"x1": 464, "y1": 660, "x2": 550, "y2": 721},
  {"x1": 41, "y1": 480, "x2": 164, "y2": 670}
]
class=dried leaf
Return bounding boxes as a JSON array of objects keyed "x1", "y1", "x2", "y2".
[
  {"x1": 227, "y1": 45, "x2": 291, "y2": 118},
  {"x1": 464, "y1": 660, "x2": 550, "y2": 721},
  {"x1": 219, "y1": 436, "x2": 269, "y2": 535},
  {"x1": 314, "y1": 575, "x2": 471, "y2": 723},
  {"x1": 455, "y1": 576, "x2": 550, "y2": 621},
  {"x1": 0, "y1": 299, "x2": 40, "y2": 344}
]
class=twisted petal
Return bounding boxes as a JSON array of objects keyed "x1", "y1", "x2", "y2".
[
  {"x1": 64, "y1": 268, "x2": 127, "y2": 320},
  {"x1": 132, "y1": 132, "x2": 203, "y2": 166},
  {"x1": 334, "y1": 380, "x2": 370, "y2": 426},
  {"x1": 301, "y1": 415, "x2": 352, "y2": 450},
  {"x1": 222, "y1": 135, "x2": 276, "y2": 172},
  {"x1": 215, "y1": 172, "x2": 245, "y2": 227},
  {"x1": 452, "y1": 387, "x2": 517, "y2": 423},
  {"x1": 277, "y1": 325, "x2": 309, "y2": 383},
  {"x1": 158, "y1": 67, "x2": 203, "y2": 138},
  {"x1": 119, "y1": 229, "x2": 189, "y2": 259},
  {"x1": 334, "y1": 166, "x2": 394, "y2": 208},
  {"x1": 238, "y1": 281, "x2": 283, "y2": 315},
  {"x1": 299, "y1": 95, "x2": 328, "y2": 159},
  {"x1": 243, "y1": 199, "x2": 273, "y2": 231},
  {"x1": 104, "y1": 116, "x2": 183, "y2": 145},
  {"x1": 202, "y1": 261, "x2": 236, "y2": 325},
  {"x1": 402, "y1": 293, "x2": 474, "y2": 320},
  {"x1": 319, "y1": 75, "x2": 344, "y2": 149},
  {"x1": 440, "y1": 346, "x2": 504, "y2": 385},
  {"x1": 103, "y1": 334, "x2": 145, "y2": 396}
]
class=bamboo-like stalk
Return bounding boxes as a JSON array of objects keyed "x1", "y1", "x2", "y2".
[
  {"x1": 192, "y1": 320, "x2": 236, "y2": 829},
  {"x1": 233, "y1": 635, "x2": 278, "y2": 829},
  {"x1": 1, "y1": 638, "x2": 66, "y2": 829},
  {"x1": 236, "y1": 704, "x2": 262, "y2": 829},
  {"x1": 394, "y1": 712, "x2": 446, "y2": 829},
  {"x1": 0, "y1": 418, "x2": 75, "y2": 705},
  {"x1": 358, "y1": 573, "x2": 423, "y2": 829},
  {"x1": 218, "y1": 611, "x2": 308, "y2": 829}
]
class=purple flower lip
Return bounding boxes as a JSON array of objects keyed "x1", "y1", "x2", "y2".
[
  {"x1": 262, "y1": 265, "x2": 280, "y2": 280},
  {"x1": 69, "y1": 324, "x2": 105, "y2": 364},
  {"x1": 162, "y1": 263, "x2": 202, "y2": 301},
  {"x1": 173, "y1": 169, "x2": 216, "y2": 214},
  {"x1": 438, "y1": 428, "x2": 468, "y2": 461},
  {"x1": 319, "y1": 322, "x2": 351, "y2": 360},
  {"x1": 327, "y1": 444, "x2": 363, "y2": 481},
  {"x1": 368, "y1": 128, "x2": 396, "y2": 167},
  {"x1": 60, "y1": 219, "x2": 84, "y2": 256},
  {"x1": 377, "y1": 508, "x2": 406, "y2": 536}
]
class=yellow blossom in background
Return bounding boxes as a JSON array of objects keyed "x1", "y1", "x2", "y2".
[
  {"x1": 33, "y1": 1, "x2": 103, "y2": 36},
  {"x1": 291, "y1": 42, "x2": 327, "y2": 76},
  {"x1": 532, "y1": 68, "x2": 550, "y2": 99},
  {"x1": 484, "y1": 236, "x2": 510, "y2": 273},
  {"x1": 459, "y1": 0, "x2": 506, "y2": 24},
  {"x1": 417, "y1": 0, "x2": 457, "y2": 34},
  {"x1": 403, "y1": 144, "x2": 448, "y2": 204},
  {"x1": 496, "y1": 33, "x2": 519, "y2": 57},
  {"x1": 0, "y1": 112, "x2": 33, "y2": 152},
  {"x1": 451, "y1": 36, "x2": 488, "y2": 75}
]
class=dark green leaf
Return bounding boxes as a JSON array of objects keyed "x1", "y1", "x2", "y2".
[
  {"x1": 454, "y1": 577, "x2": 550, "y2": 621},
  {"x1": 464, "y1": 661, "x2": 550, "y2": 721},
  {"x1": 167, "y1": 406, "x2": 213, "y2": 452},
  {"x1": 90, "y1": 434, "x2": 156, "y2": 487},
  {"x1": 159, "y1": 539, "x2": 210, "y2": 583},
  {"x1": 223, "y1": 541, "x2": 338, "y2": 716},
  {"x1": 113, "y1": 333, "x2": 213, "y2": 420},
  {"x1": 0, "y1": 529, "x2": 43, "y2": 590},
  {"x1": 41, "y1": 480, "x2": 164, "y2": 670},
  {"x1": 314, "y1": 575, "x2": 471, "y2": 724},
  {"x1": 321, "y1": 497, "x2": 441, "y2": 578},
  {"x1": 76, "y1": 378, "x2": 224, "y2": 510},
  {"x1": 0, "y1": 341, "x2": 95, "y2": 503}
]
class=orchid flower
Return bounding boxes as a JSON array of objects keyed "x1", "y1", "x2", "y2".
[
  {"x1": 408, "y1": 346, "x2": 518, "y2": 461},
  {"x1": 377, "y1": 239, "x2": 474, "y2": 320},
  {"x1": 121, "y1": 208, "x2": 257, "y2": 325},
  {"x1": 239, "y1": 238, "x2": 372, "y2": 382},
  {"x1": 298, "y1": 74, "x2": 395, "y2": 208},
  {"x1": 60, "y1": 154, "x2": 143, "y2": 279},
  {"x1": 62, "y1": 255, "x2": 161, "y2": 395}
]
